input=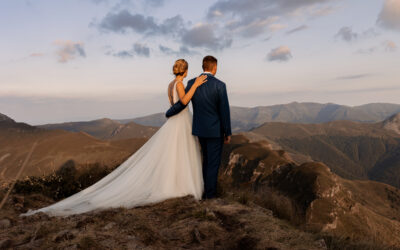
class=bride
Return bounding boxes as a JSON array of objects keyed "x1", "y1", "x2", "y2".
[{"x1": 23, "y1": 59, "x2": 207, "y2": 216}]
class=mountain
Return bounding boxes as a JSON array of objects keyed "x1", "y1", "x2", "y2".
[
  {"x1": 0, "y1": 112, "x2": 34, "y2": 130},
  {"x1": 383, "y1": 112, "x2": 400, "y2": 135},
  {"x1": 2, "y1": 133, "x2": 399, "y2": 248},
  {"x1": 128, "y1": 102, "x2": 400, "y2": 132},
  {"x1": 118, "y1": 112, "x2": 167, "y2": 127},
  {"x1": 39, "y1": 118, "x2": 158, "y2": 141},
  {"x1": 220, "y1": 135, "x2": 400, "y2": 247},
  {"x1": 250, "y1": 120, "x2": 400, "y2": 188},
  {"x1": 0, "y1": 115, "x2": 148, "y2": 180},
  {"x1": 230, "y1": 102, "x2": 400, "y2": 131},
  {"x1": 0, "y1": 113, "x2": 14, "y2": 122}
]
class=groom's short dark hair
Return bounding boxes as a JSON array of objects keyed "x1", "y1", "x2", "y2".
[{"x1": 202, "y1": 55, "x2": 217, "y2": 71}]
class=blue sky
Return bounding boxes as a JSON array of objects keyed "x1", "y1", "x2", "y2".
[{"x1": 1, "y1": 0, "x2": 400, "y2": 124}]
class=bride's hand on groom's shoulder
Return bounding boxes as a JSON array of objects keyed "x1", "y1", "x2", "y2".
[{"x1": 194, "y1": 75, "x2": 208, "y2": 87}]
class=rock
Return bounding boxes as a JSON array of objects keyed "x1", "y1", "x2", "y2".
[
  {"x1": 192, "y1": 228, "x2": 202, "y2": 243},
  {"x1": 205, "y1": 208, "x2": 217, "y2": 220},
  {"x1": 0, "y1": 239, "x2": 12, "y2": 249},
  {"x1": 103, "y1": 222, "x2": 116, "y2": 230},
  {"x1": 127, "y1": 235, "x2": 136, "y2": 240},
  {"x1": 315, "y1": 238, "x2": 327, "y2": 249},
  {"x1": 0, "y1": 219, "x2": 11, "y2": 229},
  {"x1": 64, "y1": 244, "x2": 79, "y2": 250},
  {"x1": 52, "y1": 229, "x2": 75, "y2": 242},
  {"x1": 56, "y1": 160, "x2": 77, "y2": 177},
  {"x1": 12, "y1": 195, "x2": 25, "y2": 210}
]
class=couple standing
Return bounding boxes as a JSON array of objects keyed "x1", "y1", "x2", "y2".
[{"x1": 23, "y1": 55, "x2": 231, "y2": 216}]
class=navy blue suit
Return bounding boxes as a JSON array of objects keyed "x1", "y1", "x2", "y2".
[{"x1": 166, "y1": 73, "x2": 231, "y2": 199}]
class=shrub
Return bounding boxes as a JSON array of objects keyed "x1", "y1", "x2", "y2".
[{"x1": 14, "y1": 161, "x2": 115, "y2": 200}]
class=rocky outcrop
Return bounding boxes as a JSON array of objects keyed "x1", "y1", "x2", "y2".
[
  {"x1": 0, "y1": 113, "x2": 14, "y2": 123},
  {"x1": 383, "y1": 112, "x2": 400, "y2": 135},
  {"x1": 220, "y1": 135, "x2": 400, "y2": 247}
]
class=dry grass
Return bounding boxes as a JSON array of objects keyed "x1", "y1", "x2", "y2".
[
  {"x1": 0, "y1": 191, "x2": 325, "y2": 250},
  {"x1": 12, "y1": 161, "x2": 115, "y2": 201}
]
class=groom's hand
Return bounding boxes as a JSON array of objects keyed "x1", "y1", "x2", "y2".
[{"x1": 224, "y1": 136, "x2": 231, "y2": 144}]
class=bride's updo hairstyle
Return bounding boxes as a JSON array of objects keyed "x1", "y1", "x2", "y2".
[{"x1": 173, "y1": 59, "x2": 188, "y2": 76}]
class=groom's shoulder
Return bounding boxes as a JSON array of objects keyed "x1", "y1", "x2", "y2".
[
  {"x1": 204, "y1": 75, "x2": 224, "y2": 85},
  {"x1": 212, "y1": 76, "x2": 226, "y2": 88},
  {"x1": 188, "y1": 77, "x2": 196, "y2": 85}
]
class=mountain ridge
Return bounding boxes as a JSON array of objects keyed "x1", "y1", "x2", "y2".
[
  {"x1": 383, "y1": 112, "x2": 400, "y2": 135},
  {"x1": 0, "y1": 115, "x2": 148, "y2": 180},
  {"x1": 39, "y1": 118, "x2": 158, "y2": 141},
  {"x1": 250, "y1": 117, "x2": 400, "y2": 187},
  {"x1": 128, "y1": 102, "x2": 400, "y2": 132}
]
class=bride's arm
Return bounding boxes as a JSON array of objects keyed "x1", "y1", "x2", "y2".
[{"x1": 176, "y1": 75, "x2": 207, "y2": 105}]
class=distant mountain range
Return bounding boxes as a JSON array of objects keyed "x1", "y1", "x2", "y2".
[
  {"x1": 230, "y1": 102, "x2": 400, "y2": 131},
  {"x1": 117, "y1": 113, "x2": 166, "y2": 127},
  {"x1": 27, "y1": 102, "x2": 400, "y2": 135},
  {"x1": 39, "y1": 118, "x2": 158, "y2": 141},
  {"x1": 2, "y1": 102, "x2": 400, "y2": 187},
  {"x1": 250, "y1": 117, "x2": 400, "y2": 188},
  {"x1": 0, "y1": 115, "x2": 148, "y2": 179},
  {"x1": 125, "y1": 102, "x2": 400, "y2": 132}
]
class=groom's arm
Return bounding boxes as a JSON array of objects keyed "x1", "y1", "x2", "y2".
[
  {"x1": 165, "y1": 101, "x2": 186, "y2": 118},
  {"x1": 165, "y1": 80, "x2": 193, "y2": 118},
  {"x1": 218, "y1": 83, "x2": 232, "y2": 137}
]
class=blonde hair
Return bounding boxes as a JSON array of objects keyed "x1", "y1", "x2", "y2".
[{"x1": 173, "y1": 59, "x2": 188, "y2": 76}]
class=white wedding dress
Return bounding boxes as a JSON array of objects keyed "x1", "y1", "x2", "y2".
[{"x1": 23, "y1": 80, "x2": 203, "y2": 216}]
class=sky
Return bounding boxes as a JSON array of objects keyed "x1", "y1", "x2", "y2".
[{"x1": 1, "y1": 0, "x2": 400, "y2": 124}]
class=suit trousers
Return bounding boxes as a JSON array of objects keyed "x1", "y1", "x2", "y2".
[{"x1": 198, "y1": 137, "x2": 224, "y2": 199}]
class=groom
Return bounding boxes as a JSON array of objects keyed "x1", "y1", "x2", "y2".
[{"x1": 166, "y1": 55, "x2": 232, "y2": 199}]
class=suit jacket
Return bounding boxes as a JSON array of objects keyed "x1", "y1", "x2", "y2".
[{"x1": 166, "y1": 73, "x2": 232, "y2": 138}]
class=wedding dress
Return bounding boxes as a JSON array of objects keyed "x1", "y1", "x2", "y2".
[{"x1": 22, "y1": 80, "x2": 203, "y2": 216}]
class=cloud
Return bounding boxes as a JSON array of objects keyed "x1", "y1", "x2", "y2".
[
  {"x1": 263, "y1": 36, "x2": 272, "y2": 42},
  {"x1": 110, "y1": 43, "x2": 150, "y2": 58},
  {"x1": 334, "y1": 74, "x2": 373, "y2": 81},
  {"x1": 225, "y1": 17, "x2": 278, "y2": 37},
  {"x1": 356, "y1": 40, "x2": 397, "y2": 54},
  {"x1": 99, "y1": 10, "x2": 233, "y2": 52},
  {"x1": 268, "y1": 23, "x2": 287, "y2": 32},
  {"x1": 29, "y1": 53, "x2": 45, "y2": 58},
  {"x1": 207, "y1": 0, "x2": 334, "y2": 37},
  {"x1": 54, "y1": 40, "x2": 86, "y2": 63},
  {"x1": 309, "y1": 6, "x2": 337, "y2": 17},
  {"x1": 267, "y1": 46, "x2": 292, "y2": 62},
  {"x1": 159, "y1": 45, "x2": 197, "y2": 56},
  {"x1": 335, "y1": 27, "x2": 358, "y2": 42},
  {"x1": 146, "y1": 0, "x2": 164, "y2": 7},
  {"x1": 383, "y1": 40, "x2": 397, "y2": 52},
  {"x1": 335, "y1": 27, "x2": 378, "y2": 42},
  {"x1": 286, "y1": 25, "x2": 308, "y2": 35},
  {"x1": 377, "y1": 0, "x2": 400, "y2": 31},
  {"x1": 88, "y1": 0, "x2": 108, "y2": 4},
  {"x1": 99, "y1": 10, "x2": 184, "y2": 36},
  {"x1": 181, "y1": 23, "x2": 232, "y2": 51},
  {"x1": 133, "y1": 43, "x2": 150, "y2": 57},
  {"x1": 356, "y1": 47, "x2": 378, "y2": 55},
  {"x1": 112, "y1": 50, "x2": 134, "y2": 58}
]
